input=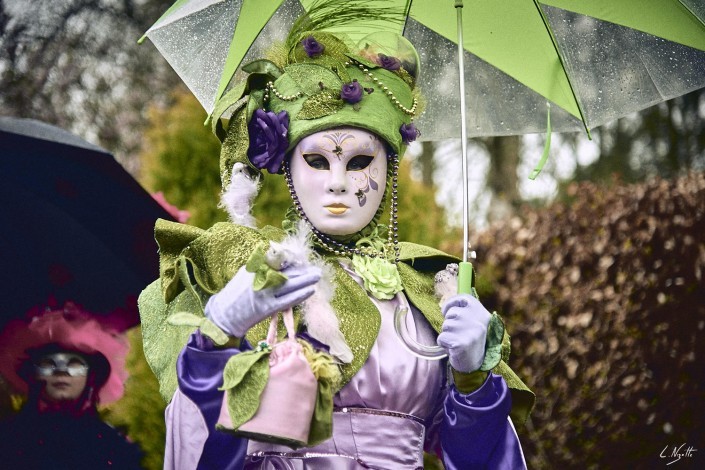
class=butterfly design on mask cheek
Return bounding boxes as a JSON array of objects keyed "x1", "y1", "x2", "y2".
[{"x1": 352, "y1": 166, "x2": 381, "y2": 207}]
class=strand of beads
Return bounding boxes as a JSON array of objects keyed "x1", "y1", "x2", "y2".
[
  {"x1": 344, "y1": 59, "x2": 417, "y2": 117},
  {"x1": 265, "y1": 64, "x2": 416, "y2": 121},
  {"x1": 264, "y1": 81, "x2": 303, "y2": 103},
  {"x1": 388, "y1": 154, "x2": 401, "y2": 264}
]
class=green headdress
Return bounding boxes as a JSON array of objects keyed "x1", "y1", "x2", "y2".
[{"x1": 214, "y1": 1, "x2": 423, "y2": 189}]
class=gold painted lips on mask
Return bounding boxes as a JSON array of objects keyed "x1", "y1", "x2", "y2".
[{"x1": 325, "y1": 203, "x2": 349, "y2": 215}]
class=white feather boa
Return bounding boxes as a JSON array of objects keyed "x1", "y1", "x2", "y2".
[
  {"x1": 220, "y1": 162, "x2": 259, "y2": 228},
  {"x1": 266, "y1": 220, "x2": 353, "y2": 364}
]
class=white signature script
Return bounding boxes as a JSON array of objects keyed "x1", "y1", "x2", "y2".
[{"x1": 660, "y1": 443, "x2": 697, "y2": 465}]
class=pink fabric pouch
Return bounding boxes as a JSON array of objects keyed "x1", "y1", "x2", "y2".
[{"x1": 217, "y1": 308, "x2": 318, "y2": 448}]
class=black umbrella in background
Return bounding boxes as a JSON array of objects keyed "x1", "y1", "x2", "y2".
[{"x1": 0, "y1": 116, "x2": 175, "y2": 332}]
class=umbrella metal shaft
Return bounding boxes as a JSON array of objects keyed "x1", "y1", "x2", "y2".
[
  {"x1": 455, "y1": 1, "x2": 469, "y2": 263},
  {"x1": 454, "y1": 1, "x2": 476, "y2": 295}
]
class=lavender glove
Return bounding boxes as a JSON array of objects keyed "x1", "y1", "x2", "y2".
[
  {"x1": 437, "y1": 294, "x2": 491, "y2": 373},
  {"x1": 205, "y1": 265, "x2": 320, "y2": 338}
]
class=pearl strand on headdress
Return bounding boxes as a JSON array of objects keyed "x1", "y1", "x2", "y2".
[
  {"x1": 262, "y1": 66, "x2": 417, "y2": 119},
  {"x1": 264, "y1": 81, "x2": 303, "y2": 102},
  {"x1": 344, "y1": 59, "x2": 418, "y2": 117},
  {"x1": 283, "y1": 155, "x2": 401, "y2": 263},
  {"x1": 388, "y1": 156, "x2": 401, "y2": 263}
]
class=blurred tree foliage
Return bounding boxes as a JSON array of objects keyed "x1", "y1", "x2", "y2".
[
  {"x1": 394, "y1": 159, "x2": 462, "y2": 254},
  {"x1": 139, "y1": 89, "x2": 226, "y2": 229},
  {"x1": 470, "y1": 172, "x2": 705, "y2": 469},
  {"x1": 568, "y1": 89, "x2": 705, "y2": 185},
  {"x1": 0, "y1": 0, "x2": 178, "y2": 172}
]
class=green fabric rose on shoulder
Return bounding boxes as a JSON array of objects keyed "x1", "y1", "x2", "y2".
[
  {"x1": 351, "y1": 254, "x2": 402, "y2": 300},
  {"x1": 348, "y1": 225, "x2": 403, "y2": 300}
]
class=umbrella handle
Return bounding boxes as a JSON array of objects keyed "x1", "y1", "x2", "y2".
[
  {"x1": 393, "y1": 306, "x2": 448, "y2": 360},
  {"x1": 457, "y1": 261, "x2": 475, "y2": 295}
]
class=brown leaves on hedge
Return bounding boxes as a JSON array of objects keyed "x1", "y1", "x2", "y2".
[{"x1": 475, "y1": 172, "x2": 705, "y2": 469}]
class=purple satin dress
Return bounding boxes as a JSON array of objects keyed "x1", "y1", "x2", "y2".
[{"x1": 165, "y1": 273, "x2": 527, "y2": 469}]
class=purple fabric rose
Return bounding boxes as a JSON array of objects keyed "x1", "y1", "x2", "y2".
[
  {"x1": 301, "y1": 35, "x2": 325, "y2": 58},
  {"x1": 400, "y1": 123, "x2": 420, "y2": 144},
  {"x1": 378, "y1": 54, "x2": 401, "y2": 71},
  {"x1": 340, "y1": 80, "x2": 363, "y2": 104},
  {"x1": 247, "y1": 109, "x2": 289, "y2": 174}
]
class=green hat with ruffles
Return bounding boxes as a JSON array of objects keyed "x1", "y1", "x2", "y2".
[{"x1": 213, "y1": 8, "x2": 422, "y2": 189}]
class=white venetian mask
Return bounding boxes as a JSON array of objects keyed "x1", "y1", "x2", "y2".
[{"x1": 289, "y1": 127, "x2": 388, "y2": 237}]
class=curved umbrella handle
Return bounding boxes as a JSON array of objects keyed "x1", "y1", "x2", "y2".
[
  {"x1": 394, "y1": 262, "x2": 477, "y2": 360},
  {"x1": 393, "y1": 306, "x2": 448, "y2": 360}
]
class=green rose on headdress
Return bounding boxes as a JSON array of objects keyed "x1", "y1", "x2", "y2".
[{"x1": 351, "y1": 254, "x2": 402, "y2": 300}]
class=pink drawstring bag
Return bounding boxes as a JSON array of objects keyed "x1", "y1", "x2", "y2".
[{"x1": 217, "y1": 308, "x2": 318, "y2": 448}]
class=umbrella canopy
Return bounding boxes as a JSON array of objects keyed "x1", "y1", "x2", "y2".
[
  {"x1": 0, "y1": 116, "x2": 175, "y2": 331},
  {"x1": 141, "y1": 0, "x2": 705, "y2": 140}
]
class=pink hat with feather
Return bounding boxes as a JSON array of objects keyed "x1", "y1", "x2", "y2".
[{"x1": 0, "y1": 301, "x2": 130, "y2": 404}]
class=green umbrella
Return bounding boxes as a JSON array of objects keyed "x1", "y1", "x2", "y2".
[{"x1": 142, "y1": 0, "x2": 705, "y2": 137}]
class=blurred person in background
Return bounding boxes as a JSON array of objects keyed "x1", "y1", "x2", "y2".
[{"x1": 0, "y1": 302, "x2": 143, "y2": 469}]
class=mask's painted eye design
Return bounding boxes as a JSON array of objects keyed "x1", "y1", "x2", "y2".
[
  {"x1": 346, "y1": 155, "x2": 374, "y2": 171},
  {"x1": 353, "y1": 165, "x2": 381, "y2": 207},
  {"x1": 303, "y1": 154, "x2": 330, "y2": 170}
]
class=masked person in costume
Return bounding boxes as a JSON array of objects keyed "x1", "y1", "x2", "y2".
[
  {"x1": 139, "y1": 4, "x2": 534, "y2": 469},
  {"x1": 0, "y1": 302, "x2": 143, "y2": 469}
]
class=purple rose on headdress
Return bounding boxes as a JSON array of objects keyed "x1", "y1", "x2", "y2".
[
  {"x1": 340, "y1": 80, "x2": 363, "y2": 104},
  {"x1": 301, "y1": 35, "x2": 325, "y2": 58},
  {"x1": 378, "y1": 54, "x2": 401, "y2": 71},
  {"x1": 247, "y1": 109, "x2": 289, "y2": 174},
  {"x1": 400, "y1": 123, "x2": 420, "y2": 144}
]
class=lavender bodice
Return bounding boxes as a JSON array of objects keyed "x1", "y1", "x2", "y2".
[{"x1": 334, "y1": 287, "x2": 445, "y2": 418}]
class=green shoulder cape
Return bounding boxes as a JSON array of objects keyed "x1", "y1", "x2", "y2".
[{"x1": 138, "y1": 219, "x2": 535, "y2": 424}]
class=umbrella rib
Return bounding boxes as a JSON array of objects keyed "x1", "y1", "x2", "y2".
[
  {"x1": 532, "y1": 0, "x2": 591, "y2": 137},
  {"x1": 676, "y1": 0, "x2": 705, "y2": 30},
  {"x1": 633, "y1": 45, "x2": 665, "y2": 103},
  {"x1": 401, "y1": 0, "x2": 413, "y2": 33},
  {"x1": 215, "y1": 0, "x2": 284, "y2": 107}
]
